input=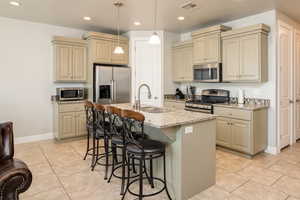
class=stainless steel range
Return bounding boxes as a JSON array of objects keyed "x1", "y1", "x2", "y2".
[{"x1": 185, "y1": 89, "x2": 230, "y2": 114}]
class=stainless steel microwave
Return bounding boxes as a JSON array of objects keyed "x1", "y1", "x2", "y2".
[
  {"x1": 56, "y1": 88, "x2": 86, "y2": 101},
  {"x1": 193, "y1": 63, "x2": 222, "y2": 82}
]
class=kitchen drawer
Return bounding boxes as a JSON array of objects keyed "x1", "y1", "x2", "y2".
[
  {"x1": 214, "y1": 107, "x2": 252, "y2": 121},
  {"x1": 59, "y1": 103, "x2": 85, "y2": 113}
]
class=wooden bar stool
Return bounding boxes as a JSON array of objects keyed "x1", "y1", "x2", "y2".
[
  {"x1": 106, "y1": 106, "x2": 140, "y2": 195},
  {"x1": 121, "y1": 109, "x2": 172, "y2": 200}
]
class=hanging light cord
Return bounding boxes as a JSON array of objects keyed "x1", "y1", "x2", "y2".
[
  {"x1": 154, "y1": 0, "x2": 157, "y2": 31},
  {"x1": 117, "y1": 4, "x2": 120, "y2": 47}
]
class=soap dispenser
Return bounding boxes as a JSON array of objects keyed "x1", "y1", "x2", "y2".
[{"x1": 238, "y1": 89, "x2": 245, "y2": 104}]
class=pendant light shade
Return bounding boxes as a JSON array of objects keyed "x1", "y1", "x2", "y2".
[
  {"x1": 113, "y1": 46, "x2": 124, "y2": 54},
  {"x1": 149, "y1": 0, "x2": 160, "y2": 44},
  {"x1": 113, "y1": 2, "x2": 124, "y2": 54},
  {"x1": 149, "y1": 32, "x2": 160, "y2": 45}
]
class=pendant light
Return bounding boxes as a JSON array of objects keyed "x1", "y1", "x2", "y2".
[
  {"x1": 113, "y1": 2, "x2": 124, "y2": 54},
  {"x1": 149, "y1": 0, "x2": 160, "y2": 45}
]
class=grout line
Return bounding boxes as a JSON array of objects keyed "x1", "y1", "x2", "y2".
[
  {"x1": 39, "y1": 144, "x2": 73, "y2": 200},
  {"x1": 229, "y1": 179, "x2": 250, "y2": 194}
]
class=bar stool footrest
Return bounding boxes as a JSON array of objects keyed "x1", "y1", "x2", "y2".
[{"x1": 127, "y1": 177, "x2": 166, "y2": 198}]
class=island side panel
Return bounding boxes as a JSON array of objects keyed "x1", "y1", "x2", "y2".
[
  {"x1": 144, "y1": 119, "x2": 216, "y2": 200},
  {"x1": 181, "y1": 119, "x2": 216, "y2": 200}
]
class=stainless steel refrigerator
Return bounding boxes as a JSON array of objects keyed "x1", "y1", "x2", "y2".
[{"x1": 93, "y1": 65, "x2": 131, "y2": 104}]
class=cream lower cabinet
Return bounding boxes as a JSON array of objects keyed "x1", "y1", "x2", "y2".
[
  {"x1": 54, "y1": 102, "x2": 87, "y2": 139},
  {"x1": 172, "y1": 41, "x2": 193, "y2": 82},
  {"x1": 222, "y1": 24, "x2": 270, "y2": 82},
  {"x1": 215, "y1": 106, "x2": 267, "y2": 156},
  {"x1": 53, "y1": 37, "x2": 87, "y2": 82}
]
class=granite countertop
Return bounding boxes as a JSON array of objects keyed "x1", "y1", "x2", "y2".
[
  {"x1": 111, "y1": 103, "x2": 216, "y2": 129},
  {"x1": 213, "y1": 103, "x2": 269, "y2": 111},
  {"x1": 164, "y1": 99, "x2": 186, "y2": 103}
]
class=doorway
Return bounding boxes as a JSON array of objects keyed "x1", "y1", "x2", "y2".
[
  {"x1": 132, "y1": 38, "x2": 163, "y2": 107},
  {"x1": 278, "y1": 21, "x2": 293, "y2": 149}
]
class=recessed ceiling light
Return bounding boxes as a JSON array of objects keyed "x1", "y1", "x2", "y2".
[
  {"x1": 177, "y1": 16, "x2": 185, "y2": 21},
  {"x1": 83, "y1": 16, "x2": 91, "y2": 21},
  {"x1": 134, "y1": 21, "x2": 141, "y2": 26},
  {"x1": 9, "y1": 1, "x2": 21, "y2": 6}
]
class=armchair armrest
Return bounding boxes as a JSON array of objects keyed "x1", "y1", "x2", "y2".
[{"x1": 0, "y1": 159, "x2": 32, "y2": 200}]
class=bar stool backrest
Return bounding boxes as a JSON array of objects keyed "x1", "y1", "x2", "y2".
[
  {"x1": 106, "y1": 106, "x2": 123, "y2": 140},
  {"x1": 121, "y1": 110, "x2": 146, "y2": 151},
  {"x1": 94, "y1": 104, "x2": 107, "y2": 137},
  {"x1": 84, "y1": 101, "x2": 94, "y2": 130}
]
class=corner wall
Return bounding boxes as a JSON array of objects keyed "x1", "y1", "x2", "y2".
[{"x1": 0, "y1": 17, "x2": 86, "y2": 140}]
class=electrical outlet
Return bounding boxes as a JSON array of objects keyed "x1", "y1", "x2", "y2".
[{"x1": 185, "y1": 126, "x2": 193, "y2": 134}]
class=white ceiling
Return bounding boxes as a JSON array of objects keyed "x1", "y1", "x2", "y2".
[{"x1": 0, "y1": 0, "x2": 297, "y2": 33}]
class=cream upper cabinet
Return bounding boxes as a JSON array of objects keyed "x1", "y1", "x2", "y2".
[
  {"x1": 172, "y1": 41, "x2": 193, "y2": 82},
  {"x1": 192, "y1": 25, "x2": 231, "y2": 65},
  {"x1": 84, "y1": 32, "x2": 129, "y2": 65},
  {"x1": 53, "y1": 37, "x2": 87, "y2": 82},
  {"x1": 91, "y1": 39, "x2": 112, "y2": 64},
  {"x1": 193, "y1": 37, "x2": 206, "y2": 64},
  {"x1": 72, "y1": 46, "x2": 87, "y2": 81},
  {"x1": 223, "y1": 38, "x2": 240, "y2": 81},
  {"x1": 55, "y1": 44, "x2": 73, "y2": 81},
  {"x1": 222, "y1": 24, "x2": 270, "y2": 83}
]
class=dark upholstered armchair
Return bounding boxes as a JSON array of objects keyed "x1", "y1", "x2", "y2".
[{"x1": 0, "y1": 122, "x2": 32, "y2": 200}]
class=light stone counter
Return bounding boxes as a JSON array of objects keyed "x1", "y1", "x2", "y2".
[
  {"x1": 213, "y1": 103, "x2": 269, "y2": 111},
  {"x1": 111, "y1": 103, "x2": 216, "y2": 128}
]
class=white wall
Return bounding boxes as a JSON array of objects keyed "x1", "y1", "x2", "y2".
[
  {"x1": 178, "y1": 10, "x2": 278, "y2": 152},
  {"x1": 0, "y1": 17, "x2": 86, "y2": 139}
]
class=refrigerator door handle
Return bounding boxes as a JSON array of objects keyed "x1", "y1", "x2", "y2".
[{"x1": 110, "y1": 80, "x2": 114, "y2": 102}]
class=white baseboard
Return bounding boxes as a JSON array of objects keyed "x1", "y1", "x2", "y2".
[
  {"x1": 14, "y1": 133, "x2": 54, "y2": 144},
  {"x1": 264, "y1": 146, "x2": 278, "y2": 155}
]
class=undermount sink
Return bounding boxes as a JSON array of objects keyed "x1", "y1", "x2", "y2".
[{"x1": 140, "y1": 106, "x2": 171, "y2": 113}]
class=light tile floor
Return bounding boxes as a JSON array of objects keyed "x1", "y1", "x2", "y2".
[{"x1": 16, "y1": 138, "x2": 300, "y2": 200}]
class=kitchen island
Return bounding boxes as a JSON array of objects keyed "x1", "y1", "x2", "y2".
[{"x1": 112, "y1": 104, "x2": 216, "y2": 200}]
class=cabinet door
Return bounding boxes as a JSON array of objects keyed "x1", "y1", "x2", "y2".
[
  {"x1": 75, "y1": 111, "x2": 87, "y2": 136},
  {"x1": 222, "y1": 38, "x2": 240, "y2": 81},
  {"x1": 55, "y1": 44, "x2": 73, "y2": 81},
  {"x1": 193, "y1": 37, "x2": 206, "y2": 64},
  {"x1": 231, "y1": 120, "x2": 251, "y2": 153},
  {"x1": 182, "y1": 46, "x2": 193, "y2": 81},
  {"x1": 172, "y1": 48, "x2": 183, "y2": 81},
  {"x1": 72, "y1": 46, "x2": 87, "y2": 82},
  {"x1": 111, "y1": 41, "x2": 129, "y2": 65},
  {"x1": 239, "y1": 34, "x2": 260, "y2": 81},
  {"x1": 205, "y1": 35, "x2": 220, "y2": 63},
  {"x1": 92, "y1": 39, "x2": 112, "y2": 63},
  {"x1": 59, "y1": 112, "x2": 76, "y2": 139},
  {"x1": 216, "y1": 118, "x2": 232, "y2": 148}
]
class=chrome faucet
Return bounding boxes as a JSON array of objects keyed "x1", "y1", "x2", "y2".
[{"x1": 135, "y1": 83, "x2": 152, "y2": 110}]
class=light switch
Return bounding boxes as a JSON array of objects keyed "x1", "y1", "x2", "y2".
[{"x1": 185, "y1": 126, "x2": 193, "y2": 134}]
